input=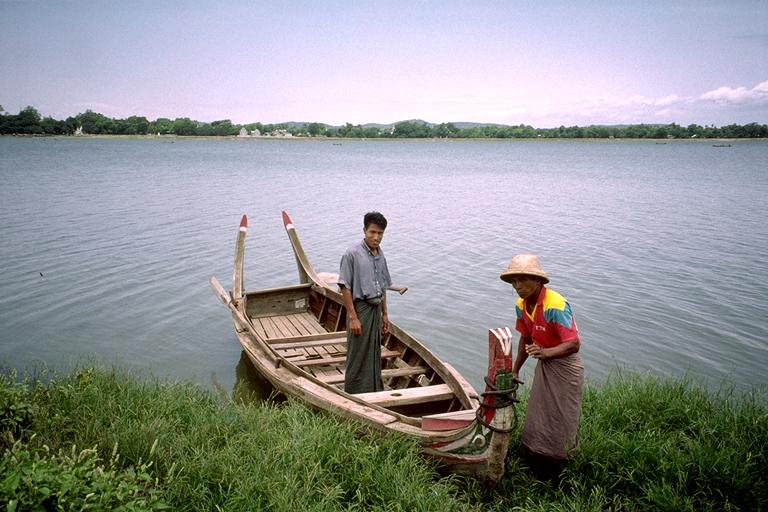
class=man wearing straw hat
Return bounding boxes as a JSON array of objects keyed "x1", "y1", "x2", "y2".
[
  {"x1": 501, "y1": 254, "x2": 584, "y2": 477},
  {"x1": 338, "y1": 211, "x2": 392, "y2": 394}
]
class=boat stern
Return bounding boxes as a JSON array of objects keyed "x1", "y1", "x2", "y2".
[{"x1": 421, "y1": 327, "x2": 520, "y2": 484}]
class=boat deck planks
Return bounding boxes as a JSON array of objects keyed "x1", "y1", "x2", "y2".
[
  {"x1": 253, "y1": 312, "x2": 326, "y2": 340},
  {"x1": 290, "y1": 312, "x2": 324, "y2": 335},
  {"x1": 272, "y1": 315, "x2": 301, "y2": 337},
  {"x1": 256, "y1": 317, "x2": 280, "y2": 339}
]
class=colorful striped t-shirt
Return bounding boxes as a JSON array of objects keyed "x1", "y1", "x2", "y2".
[{"x1": 515, "y1": 286, "x2": 580, "y2": 348}]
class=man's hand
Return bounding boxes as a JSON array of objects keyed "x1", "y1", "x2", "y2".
[
  {"x1": 382, "y1": 313, "x2": 389, "y2": 335},
  {"x1": 525, "y1": 344, "x2": 549, "y2": 360},
  {"x1": 348, "y1": 317, "x2": 362, "y2": 336}
]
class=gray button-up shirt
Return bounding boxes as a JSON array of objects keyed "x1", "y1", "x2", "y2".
[{"x1": 338, "y1": 239, "x2": 392, "y2": 301}]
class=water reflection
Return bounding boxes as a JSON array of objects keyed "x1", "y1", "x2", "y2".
[{"x1": 232, "y1": 351, "x2": 284, "y2": 404}]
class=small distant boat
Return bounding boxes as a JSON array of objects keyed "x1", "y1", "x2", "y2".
[
  {"x1": 712, "y1": 144, "x2": 732, "y2": 147},
  {"x1": 210, "y1": 212, "x2": 521, "y2": 483}
]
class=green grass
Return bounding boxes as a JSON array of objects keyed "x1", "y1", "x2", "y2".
[
  {"x1": 486, "y1": 372, "x2": 767, "y2": 511},
  {"x1": 1, "y1": 367, "x2": 766, "y2": 511}
]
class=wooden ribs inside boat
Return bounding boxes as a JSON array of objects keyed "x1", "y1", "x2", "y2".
[{"x1": 241, "y1": 283, "x2": 454, "y2": 409}]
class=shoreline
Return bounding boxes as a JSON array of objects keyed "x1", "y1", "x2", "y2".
[{"x1": 1, "y1": 133, "x2": 763, "y2": 142}]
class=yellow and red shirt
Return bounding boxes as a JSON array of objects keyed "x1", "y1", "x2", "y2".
[{"x1": 515, "y1": 286, "x2": 580, "y2": 348}]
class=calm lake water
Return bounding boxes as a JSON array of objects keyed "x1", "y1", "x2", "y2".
[{"x1": 1, "y1": 137, "x2": 767, "y2": 394}]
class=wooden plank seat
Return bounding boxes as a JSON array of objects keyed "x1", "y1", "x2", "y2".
[
  {"x1": 353, "y1": 384, "x2": 454, "y2": 408},
  {"x1": 269, "y1": 332, "x2": 347, "y2": 350},
  {"x1": 293, "y1": 349, "x2": 402, "y2": 368},
  {"x1": 317, "y1": 366, "x2": 429, "y2": 385}
]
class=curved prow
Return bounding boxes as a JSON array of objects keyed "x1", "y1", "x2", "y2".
[
  {"x1": 281, "y1": 210, "x2": 326, "y2": 288},
  {"x1": 478, "y1": 326, "x2": 520, "y2": 483},
  {"x1": 479, "y1": 327, "x2": 518, "y2": 430},
  {"x1": 232, "y1": 215, "x2": 248, "y2": 305},
  {"x1": 282, "y1": 210, "x2": 407, "y2": 295},
  {"x1": 423, "y1": 327, "x2": 520, "y2": 484}
]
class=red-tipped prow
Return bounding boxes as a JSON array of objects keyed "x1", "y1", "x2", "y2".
[
  {"x1": 239, "y1": 215, "x2": 248, "y2": 229},
  {"x1": 282, "y1": 211, "x2": 293, "y2": 228}
]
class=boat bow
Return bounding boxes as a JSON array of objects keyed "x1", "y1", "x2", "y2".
[{"x1": 282, "y1": 210, "x2": 333, "y2": 291}]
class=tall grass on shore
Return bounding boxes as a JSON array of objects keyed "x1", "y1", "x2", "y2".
[
  {"x1": 1, "y1": 367, "x2": 470, "y2": 511},
  {"x1": 485, "y1": 372, "x2": 767, "y2": 511},
  {"x1": 1, "y1": 367, "x2": 766, "y2": 511}
]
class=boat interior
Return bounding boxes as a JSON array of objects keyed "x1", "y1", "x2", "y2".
[{"x1": 242, "y1": 282, "x2": 465, "y2": 417}]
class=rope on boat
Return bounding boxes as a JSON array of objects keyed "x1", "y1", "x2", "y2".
[{"x1": 475, "y1": 375, "x2": 522, "y2": 433}]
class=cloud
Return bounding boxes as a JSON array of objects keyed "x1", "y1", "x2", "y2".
[
  {"x1": 699, "y1": 80, "x2": 768, "y2": 104},
  {"x1": 653, "y1": 95, "x2": 681, "y2": 107},
  {"x1": 486, "y1": 81, "x2": 768, "y2": 126}
]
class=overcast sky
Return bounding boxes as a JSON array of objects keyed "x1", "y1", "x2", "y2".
[{"x1": 2, "y1": 0, "x2": 767, "y2": 127}]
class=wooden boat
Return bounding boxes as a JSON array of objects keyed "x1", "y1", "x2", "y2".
[{"x1": 209, "y1": 212, "x2": 520, "y2": 483}]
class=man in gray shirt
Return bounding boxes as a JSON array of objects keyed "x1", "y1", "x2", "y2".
[{"x1": 338, "y1": 211, "x2": 392, "y2": 393}]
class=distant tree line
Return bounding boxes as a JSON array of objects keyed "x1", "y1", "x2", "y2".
[{"x1": 1, "y1": 105, "x2": 766, "y2": 139}]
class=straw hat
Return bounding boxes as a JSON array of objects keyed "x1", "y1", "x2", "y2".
[{"x1": 500, "y1": 254, "x2": 550, "y2": 284}]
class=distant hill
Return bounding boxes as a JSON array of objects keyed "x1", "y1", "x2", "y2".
[
  {"x1": 276, "y1": 120, "x2": 666, "y2": 130},
  {"x1": 361, "y1": 119, "x2": 430, "y2": 129},
  {"x1": 282, "y1": 119, "x2": 511, "y2": 129},
  {"x1": 450, "y1": 121, "x2": 508, "y2": 129}
]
